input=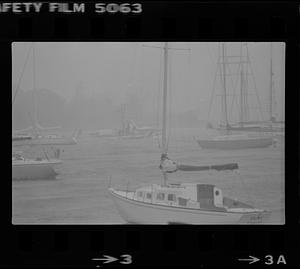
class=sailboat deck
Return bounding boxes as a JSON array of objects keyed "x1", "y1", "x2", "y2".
[{"x1": 111, "y1": 184, "x2": 263, "y2": 214}]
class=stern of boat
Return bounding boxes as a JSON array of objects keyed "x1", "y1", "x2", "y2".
[{"x1": 238, "y1": 210, "x2": 271, "y2": 224}]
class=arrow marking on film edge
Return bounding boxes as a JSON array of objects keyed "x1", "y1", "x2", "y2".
[
  {"x1": 92, "y1": 255, "x2": 118, "y2": 264},
  {"x1": 238, "y1": 255, "x2": 260, "y2": 264}
]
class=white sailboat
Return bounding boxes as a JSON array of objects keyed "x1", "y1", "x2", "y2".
[
  {"x1": 109, "y1": 42, "x2": 268, "y2": 224},
  {"x1": 12, "y1": 152, "x2": 62, "y2": 180},
  {"x1": 197, "y1": 43, "x2": 274, "y2": 150},
  {"x1": 12, "y1": 43, "x2": 63, "y2": 180},
  {"x1": 226, "y1": 43, "x2": 284, "y2": 135},
  {"x1": 259, "y1": 42, "x2": 284, "y2": 136}
]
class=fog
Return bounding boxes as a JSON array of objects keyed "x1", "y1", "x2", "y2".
[{"x1": 12, "y1": 42, "x2": 285, "y2": 131}]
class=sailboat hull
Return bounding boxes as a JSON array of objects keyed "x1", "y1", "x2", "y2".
[
  {"x1": 109, "y1": 189, "x2": 264, "y2": 224},
  {"x1": 12, "y1": 137, "x2": 77, "y2": 147},
  {"x1": 197, "y1": 137, "x2": 274, "y2": 150},
  {"x1": 224, "y1": 125, "x2": 284, "y2": 133},
  {"x1": 12, "y1": 160, "x2": 62, "y2": 180}
]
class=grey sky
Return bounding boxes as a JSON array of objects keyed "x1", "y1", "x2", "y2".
[{"x1": 12, "y1": 42, "x2": 285, "y2": 123}]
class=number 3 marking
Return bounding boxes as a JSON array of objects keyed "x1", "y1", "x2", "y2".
[
  {"x1": 132, "y1": 3, "x2": 142, "y2": 13},
  {"x1": 265, "y1": 255, "x2": 273, "y2": 265},
  {"x1": 120, "y1": 254, "x2": 132, "y2": 264}
]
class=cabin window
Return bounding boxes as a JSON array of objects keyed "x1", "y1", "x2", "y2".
[
  {"x1": 138, "y1": 191, "x2": 143, "y2": 198},
  {"x1": 146, "y1": 193, "x2": 152, "y2": 199},
  {"x1": 178, "y1": 197, "x2": 187, "y2": 206},
  {"x1": 156, "y1": 193, "x2": 165, "y2": 200},
  {"x1": 215, "y1": 190, "x2": 219, "y2": 196},
  {"x1": 167, "y1": 194, "x2": 176, "y2": 201}
]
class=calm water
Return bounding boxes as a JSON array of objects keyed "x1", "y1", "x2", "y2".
[{"x1": 12, "y1": 128, "x2": 285, "y2": 224}]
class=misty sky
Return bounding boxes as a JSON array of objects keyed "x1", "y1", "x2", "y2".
[{"x1": 12, "y1": 42, "x2": 285, "y2": 124}]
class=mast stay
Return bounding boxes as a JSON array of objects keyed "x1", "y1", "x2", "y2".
[{"x1": 157, "y1": 42, "x2": 238, "y2": 185}]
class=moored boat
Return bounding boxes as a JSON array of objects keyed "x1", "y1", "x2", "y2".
[
  {"x1": 109, "y1": 183, "x2": 267, "y2": 224},
  {"x1": 197, "y1": 134, "x2": 274, "y2": 150},
  {"x1": 109, "y1": 42, "x2": 269, "y2": 224},
  {"x1": 197, "y1": 43, "x2": 275, "y2": 150},
  {"x1": 12, "y1": 153, "x2": 62, "y2": 180},
  {"x1": 12, "y1": 133, "x2": 77, "y2": 147}
]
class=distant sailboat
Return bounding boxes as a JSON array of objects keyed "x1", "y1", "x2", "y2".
[
  {"x1": 12, "y1": 43, "x2": 63, "y2": 179},
  {"x1": 109, "y1": 42, "x2": 268, "y2": 224},
  {"x1": 117, "y1": 119, "x2": 160, "y2": 139},
  {"x1": 89, "y1": 104, "x2": 159, "y2": 139},
  {"x1": 12, "y1": 43, "x2": 77, "y2": 147},
  {"x1": 13, "y1": 118, "x2": 78, "y2": 146},
  {"x1": 226, "y1": 43, "x2": 284, "y2": 134},
  {"x1": 197, "y1": 43, "x2": 274, "y2": 150}
]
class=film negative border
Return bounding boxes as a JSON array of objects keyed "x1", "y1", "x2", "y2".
[
  {"x1": 0, "y1": 2, "x2": 297, "y2": 40},
  {"x1": 2, "y1": 1, "x2": 300, "y2": 268}
]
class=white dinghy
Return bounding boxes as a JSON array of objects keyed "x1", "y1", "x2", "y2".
[{"x1": 12, "y1": 152, "x2": 62, "y2": 180}]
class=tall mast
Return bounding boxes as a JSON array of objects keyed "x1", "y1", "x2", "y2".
[
  {"x1": 269, "y1": 42, "x2": 273, "y2": 128},
  {"x1": 240, "y1": 64, "x2": 244, "y2": 127},
  {"x1": 161, "y1": 42, "x2": 169, "y2": 186},
  {"x1": 32, "y1": 43, "x2": 38, "y2": 134},
  {"x1": 221, "y1": 43, "x2": 229, "y2": 130},
  {"x1": 244, "y1": 43, "x2": 249, "y2": 123},
  {"x1": 162, "y1": 42, "x2": 168, "y2": 156}
]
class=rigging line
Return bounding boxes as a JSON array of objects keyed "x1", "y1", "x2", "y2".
[
  {"x1": 205, "y1": 43, "x2": 219, "y2": 124},
  {"x1": 221, "y1": 42, "x2": 229, "y2": 128},
  {"x1": 233, "y1": 43, "x2": 243, "y2": 121},
  {"x1": 166, "y1": 48, "x2": 172, "y2": 152},
  {"x1": 235, "y1": 44, "x2": 244, "y2": 118},
  {"x1": 12, "y1": 43, "x2": 33, "y2": 106},
  {"x1": 42, "y1": 147, "x2": 50, "y2": 161},
  {"x1": 225, "y1": 44, "x2": 235, "y2": 121},
  {"x1": 138, "y1": 43, "x2": 145, "y2": 115},
  {"x1": 156, "y1": 49, "x2": 163, "y2": 134},
  {"x1": 207, "y1": 58, "x2": 218, "y2": 124},
  {"x1": 32, "y1": 42, "x2": 38, "y2": 128},
  {"x1": 247, "y1": 45, "x2": 265, "y2": 122},
  {"x1": 227, "y1": 62, "x2": 236, "y2": 120},
  {"x1": 187, "y1": 45, "x2": 192, "y2": 142},
  {"x1": 217, "y1": 43, "x2": 223, "y2": 126},
  {"x1": 270, "y1": 44, "x2": 279, "y2": 119},
  {"x1": 238, "y1": 42, "x2": 244, "y2": 123},
  {"x1": 206, "y1": 44, "x2": 218, "y2": 121},
  {"x1": 244, "y1": 43, "x2": 250, "y2": 121},
  {"x1": 228, "y1": 43, "x2": 243, "y2": 121}
]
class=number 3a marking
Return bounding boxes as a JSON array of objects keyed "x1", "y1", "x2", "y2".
[{"x1": 120, "y1": 254, "x2": 132, "y2": 264}]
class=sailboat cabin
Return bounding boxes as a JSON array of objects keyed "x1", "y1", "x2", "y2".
[{"x1": 126, "y1": 183, "x2": 225, "y2": 211}]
